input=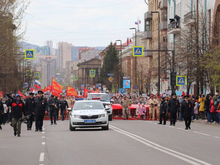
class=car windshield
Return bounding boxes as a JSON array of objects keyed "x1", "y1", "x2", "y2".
[
  {"x1": 74, "y1": 102, "x2": 104, "y2": 110},
  {"x1": 88, "y1": 94, "x2": 110, "y2": 102}
]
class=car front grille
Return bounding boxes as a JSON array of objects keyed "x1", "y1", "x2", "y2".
[{"x1": 80, "y1": 115, "x2": 99, "y2": 119}]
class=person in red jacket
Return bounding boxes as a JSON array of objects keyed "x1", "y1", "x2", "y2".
[{"x1": 11, "y1": 94, "x2": 25, "y2": 137}]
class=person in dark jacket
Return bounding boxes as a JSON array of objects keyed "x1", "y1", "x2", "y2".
[
  {"x1": 181, "y1": 96, "x2": 193, "y2": 130},
  {"x1": 60, "y1": 96, "x2": 68, "y2": 121},
  {"x1": 168, "y1": 93, "x2": 180, "y2": 126},
  {"x1": 34, "y1": 91, "x2": 48, "y2": 132},
  {"x1": 11, "y1": 94, "x2": 25, "y2": 137},
  {"x1": 48, "y1": 95, "x2": 57, "y2": 125},
  {"x1": 0, "y1": 99, "x2": 4, "y2": 130},
  {"x1": 205, "y1": 95, "x2": 211, "y2": 123},
  {"x1": 25, "y1": 92, "x2": 35, "y2": 130},
  {"x1": 158, "y1": 97, "x2": 167, "y2": 125}
]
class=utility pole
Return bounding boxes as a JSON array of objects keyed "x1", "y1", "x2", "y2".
[
  {"x1": 116, "y1": 40, "x2": 123, "y2": 88},
  {"x1": 196, "y1": 0, "x2": 199, "y2": 96}
]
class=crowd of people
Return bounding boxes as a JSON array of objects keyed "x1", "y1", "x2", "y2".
[
  {"x1": 0, "y1": 91, "x2": 75, "y2": 137},
  {"x1": 111, "y1": 92, "x2": 220, "y2": 129},
  {"x1": 0, "y1": 89, "x2": 220, "y2": 137}
]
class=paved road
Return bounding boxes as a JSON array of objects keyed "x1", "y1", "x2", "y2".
[{"x1": 0, "y1": 120, "x2": 220, "y2": 165}]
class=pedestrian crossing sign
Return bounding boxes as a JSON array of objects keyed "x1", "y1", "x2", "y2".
[
  {"x1": 26, "y1": 70, "x2": 32, "y2": 76},
  {"x1": 89, "y1": 70, "x2": 96, "y2": 78},
  {"x1": 25, "y1": 49, "x2": 35, "y2": 59},
  {"x1": 34, "y1": 72, "x2": 40, "y2": 78},
  {"x1": 73, "y1": 76, "x2": 78, "y2": 81},
  {"x1": 133, "y1": 46, "x2": 144, "y2": 57},
  {"x1": 176, "y1": 76, "x2": 187, "y2": 86}
]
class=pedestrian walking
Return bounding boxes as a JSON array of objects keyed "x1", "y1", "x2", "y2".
[
  {"x1": 60, "y1": 96, "x2": 68, "y2": 121},
  {"x1": 158, "y1": 97, "x2": 167, "y2": 125},
  {"x1": 34, "y1": 91, "x2": 48, "y2": 132},
  {"x1": 181, "y1": 96, "x2": 193, "y2": 130},
  {"x1": 11, "y1": 94, "x2": 25, "y2": 137},
  {"x1": 148, "y1": 95, "x2": 157, "y2": 120},
  {"x1": 121, "y1": 96, "x2": 129, "y2": 120},
  {"x1": 48, "y1": 95, "x2": 57, "y2": 125},
  {"x1": 25, "y1": 92, "x2": 35, "y2": 130},
  {"x1": 168, "y1": 93, "x2": 179, "y2": 126}
]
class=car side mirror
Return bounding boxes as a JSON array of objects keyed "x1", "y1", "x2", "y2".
[{"x1": 67, "y1": 108, "x2": 72, "y2": 111}]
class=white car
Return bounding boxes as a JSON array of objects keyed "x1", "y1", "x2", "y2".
[{"x1": 68, "y1": 100, "x2": 109, "y2": 131}]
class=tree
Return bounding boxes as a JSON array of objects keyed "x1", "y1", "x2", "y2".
[{"x1": 99, "y1": 43, "x2": 119, "y2": 88}]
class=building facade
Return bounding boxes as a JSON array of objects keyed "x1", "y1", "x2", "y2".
[
  {"x1": 58, "y1": 42, "x2": 72, "y2": 69},
  {"x1": 81, "y1": 49, "x2": 102, "y2": 61}
]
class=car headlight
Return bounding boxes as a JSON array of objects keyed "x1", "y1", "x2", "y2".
[
  {"x1": 73, "y1": 115, "x2": 80, "y2": 118},
  {"x1": 98, "y1": 114, "x2": 106, "y2": 118},
  {"x1": 105, "y1": 105, "x2": 111, "y2": 109}
]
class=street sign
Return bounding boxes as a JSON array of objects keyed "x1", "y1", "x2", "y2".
[
  {"x1": 26, "y1": 70, "x2": 32, "y2": 76},
  {"x1": 133, "y1": 84, "x2": 139, "y2": 90},
  {"x1": 133, "y1": 46, "x2": 144, "y2": 57},
  {"x1": 34, "y1": 72, "x2": 40, "y2": 78},
  {"x1": 73, "y1": 76, "x2": 78, "y2": 81},
  {"x1": 123, "y1": 80, "x2": 130, "y2": 89},
  {"x1": 89, "y1": 70, "x2": 96, "y2": 78},
  {"x1": 25, "y1": 49, "x2": 35, "y2": 60},
  {"x1": 108, "y1": 76, "x2": 114, "y2": 82},
  {"x1": 37, "y1": 77, "x2": 41, "y2": 81},
  {"x1": 107, "y1": 73, "x2": 114, "y2": 77},
  {"x1": 176, "y1": 76, "x2": 187, "y2": 86},
  {"x1": 119, "y1": 88, "x2": 125, "y2": 94}
]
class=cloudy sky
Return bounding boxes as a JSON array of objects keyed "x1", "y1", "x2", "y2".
[{"x1": 22, "y1": 0, "x2": 147, "y2": 47}]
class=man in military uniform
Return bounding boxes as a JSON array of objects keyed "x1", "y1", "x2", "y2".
[
  {"x1": 121, "y1": 96, "x2": 130, "y2": 120},
  {"x1": 48, "y1": 95, "x2": 57, "y2": 125},
  {"x1": 60, "y1": 96, "x2": 68, "y2": 121},
  {"x1": 25, "y1": 92, "x2": 35, "y2": 130},
  {"x1": 158, "y1": 97, "x2": 167, "y2": 125},
  {"x1": 35, "y1": 91, "x2": 48, "y2": 132},
  {"x1": 168, "y1": 93, "x2": 180, "y2": 126},
  {"x1": 181, "y1": 96, "x2": 193, "y2": 130},
  {"x1": 148, "y1": 95, "x2": 157, "y2": 120}
]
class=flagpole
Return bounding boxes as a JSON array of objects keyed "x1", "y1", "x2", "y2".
[{"x1": 138, "y1": 17, "x2": 140, "y2": 31}]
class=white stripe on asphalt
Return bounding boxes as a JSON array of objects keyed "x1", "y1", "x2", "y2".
[
  {"x1": 39, "y1": 153, "x2": 44, "y2": 162},
  {"x1": 214, "y1": 136, "x2": 220, "y2": 139},
  {"x1": 193, "y1": 131, "x2": 210, "y2": 136},
  {"x1": 42, "y1": 136, "x2": 45, "y2": 138},
  {"x1": 42, "y1": 142, "x2": 45, "y2": 145},
  {"x1": 110, "y1": 125, "x2": 212, "y2": 165},
  {"x1": 42, "y1": 132, "x2": 45, "y2": 134}
]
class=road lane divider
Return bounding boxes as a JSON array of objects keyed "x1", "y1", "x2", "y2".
[
  {"x1": 110, "y1": 125, "x2": 212, "y2": 165},
  {"x1": 39, "y1": 153, "x2": 44, "y2": 162}
]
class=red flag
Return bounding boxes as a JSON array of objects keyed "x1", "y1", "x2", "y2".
[
  {"x1": 18, "y1": 90, "x2": 25, "y2": 99},
  {"x1": 84, "y1": 88, "x2": 89, "y2": 98},
  {"x1": 51, "y1": 77, "x2": 63, "y2": 93},
  {"x1": 114, "y1": 42, "x2": 117, "y2": 46},
  {"x1": 0, "y1": 91, "x2": 3, "y2": 98},
  {"x1": 47, "y1": 85, "x2": 52, "y2": 91},
  {"x1": 66, "y1": 86, "x2": 78, "y2": 97},
  {"x1": 30, "y1": 87, "x2": 34, "y2": 92}
]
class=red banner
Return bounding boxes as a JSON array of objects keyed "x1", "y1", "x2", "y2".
[
  {"x1": 51, "y1": 88, "x2": 60, "y2": 97},
  {"x1": 84, "y1": 88, "x2": 89, "y2": 98},
  {"x1": 0, "y1": 91, "x2": 3, "y2": 98},
  {"x1": 47, "y1": 85, "x2": 52, "y2": 91},
  {"x1": 18, "y1": 90, "x2": 25, "y2": 99},
  {"x1": 51, "y1": 78, "x2": 63, "y2": 93},
  {"x1": 66, "y1": 86, "x2": 78, "y2": 97}
]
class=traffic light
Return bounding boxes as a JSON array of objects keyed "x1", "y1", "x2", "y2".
[{"x1": 170, "y1": 72, "x2": 176, "y2": 86}]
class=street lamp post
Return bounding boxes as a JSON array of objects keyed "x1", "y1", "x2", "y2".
[
  {"x1": 129, "y1": 28, "x2": 137, "y2": 86},
  {"x1": 151, "y1": 11, "x2": 161, "y2": 95},
  {"x1": 116, "y1": 40, "x2": 123, "y2": 88}
]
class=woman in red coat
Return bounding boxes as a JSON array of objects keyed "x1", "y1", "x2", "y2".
[{"x1": 210, "y1": 97, "x2": 216, "y2": 123}]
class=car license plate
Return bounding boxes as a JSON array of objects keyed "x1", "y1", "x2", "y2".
[{"x1": 84, "y1": 120, "x2": 96, "y2": 123}]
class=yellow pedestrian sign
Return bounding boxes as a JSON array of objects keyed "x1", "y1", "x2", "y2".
[
  {"x1": 34, "y1": 72, "x2": 40, "y2": 78},
  {"x1": 133, "y1": 46, "x2": 143, "y2": 57},
  {"x1": 89, "y1": 70, "x2": 96, "y2": 78},
  {"x1": 26, "y1": 70, "x2": 32, "y2": 76},
  {"x1": 25, "y1": 49, "x2": 35, "y2": 60}
]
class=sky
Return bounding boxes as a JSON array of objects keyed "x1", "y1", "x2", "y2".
[{"x1": 21, "y1": 0, "x2": 148, "y2": 47}]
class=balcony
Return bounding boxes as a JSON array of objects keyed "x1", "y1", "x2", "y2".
[
  {"x1": 144, "y1": 51, "x2": 153, "y2": 57},
  {"x1": 144, "y1": 12, "x2": 152, "y2": 20},
  {"x1": 143, "y1": 31, "x2": 152, "y2": 39},
  {"x1": 184, "y1": 11, "x2": 196, "y2": 26},
  {"x1": 168, "y1": 21, "x2": 181, "y2": 34},
  {"x1": 160, "y1": 21, "x2": 167, "y2": 31},
  {"x1": 160, "y1": 0, "x2": 167, "y2": 9}
]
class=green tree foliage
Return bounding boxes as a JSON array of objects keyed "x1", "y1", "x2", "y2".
[
  {"x1": 201, "y1": 46, "x2": 220, "y2": 90},
  {"x1": 100, "y1": 43, "x2": 119, "y2": 85}
]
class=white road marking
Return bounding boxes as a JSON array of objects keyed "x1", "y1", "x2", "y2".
[
  {"x1": 43, "y1": 128, "x2": 45, "y2": 131},
  {"x1": 193, "y1": 131, "x2": 210, "y2": 136},
  {"x1": 177, "y1": 128, "x2": 185, "y2": 130},
  {"x1": 42, "y1": 136, "x2": 45, "y2": 138},
  {"x1": 39, "y1": 153, "x2": 44, "y2": 162},
  {"x1": 110, "y1": 125, "x2": 212, "y2": 165},
  {"x1": 42, "y1": 142, "x2": 45, "y2": 145},
  {"x1": 214, "y1": 136, "x2": 220, "y2": 139},
  {"x1": 42, "y1": 132, "x2": 45, "y2": 134}
]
